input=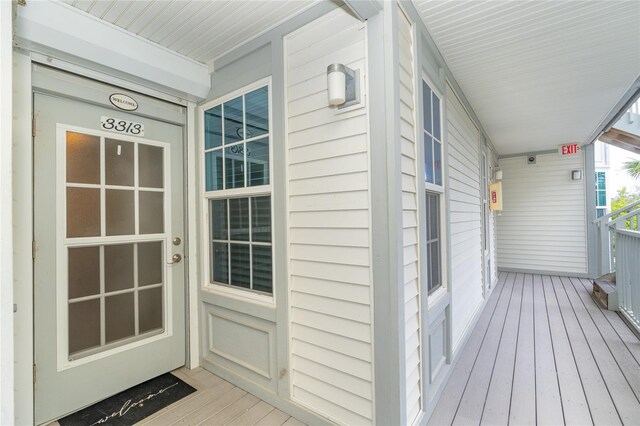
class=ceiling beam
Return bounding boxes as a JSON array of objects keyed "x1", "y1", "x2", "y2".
[
  {"x1": 343, "y1": 0, "x2": 382, "y2": 21},
  {"x1": 599, "y1": 128, "x2": 640, "y2": 156},
  {"x1": 584, "y1": 76, "x2": 640, "y2": 147},
  {"x1": 14, "y1": 0, "x2": 211, "y2": 100}
]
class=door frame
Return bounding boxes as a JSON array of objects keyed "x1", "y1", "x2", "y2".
[
  {"x1": 480, "y1": 142, "x2": 491, "y2": 297},
  {"x1": 12, "y1": 54, "x2": 201, "y2": 425}
]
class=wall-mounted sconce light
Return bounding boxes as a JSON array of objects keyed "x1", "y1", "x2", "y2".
[
  {"x1": 327, "y1": 63, "x2": 360, "y2": 108},
  {"x1": 494, "y1": 168, "x2": 503, "y2": 181},
  {"x1": 571, "y1": 169, "x2": 583, "y2": 181}
]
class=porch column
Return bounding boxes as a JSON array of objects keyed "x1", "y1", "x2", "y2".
[
  {"x1": 0, "y1": 0, "x2": 15, "y2": 423},
  {"x1": 369, "y1": 2, "x2": 408, "y2": 424}
]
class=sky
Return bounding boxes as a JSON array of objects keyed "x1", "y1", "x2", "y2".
[
  {"x1": 605, "y1": 99, "x2": 640, "y2": 197},
  {"x1": 606, "y1": 143, "x2": 640, "y2": 200}
]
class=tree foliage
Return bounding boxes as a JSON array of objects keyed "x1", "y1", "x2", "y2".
[
  {"x1": 623, "y1": 160, "x2": 640, "y2": 181},
  {"x1": 611, "y1": 186, "x2": 640, "y2": 230},
  {"x1": 611, "y1": 186, "x2": 640, "y2": 211}
]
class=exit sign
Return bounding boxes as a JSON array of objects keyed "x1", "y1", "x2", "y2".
[{"x1": 559, "y1": 143, "x2": 581, "y2": 156}]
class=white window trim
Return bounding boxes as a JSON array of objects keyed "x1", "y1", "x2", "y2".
[
  {"x1": 421, "y1": 75, "x2": 448, "y2": 304},
  {"x1": 198, "y1": 77, "x2": 275, "y2": 304}
]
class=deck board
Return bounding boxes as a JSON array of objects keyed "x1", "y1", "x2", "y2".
[
  {"x1": 427, "y1": 272, "x2": 509, "y2": 426},
  {"x1": 138, "y1": 369, "x2": 302, "y2": 426},
  {"x1": 509, "y1": 273, "x2": 536, "y2": 425},
  {"x1": 481, "y1": 272, "x2": 524, "y2": 425},
  {"x1": 532, "y1": 274, "x2": 564, "y2": 426},
  {"x1": 561, "y1": 277, "x2": 640, "y2": 423},
  {"x1": 553, "y1": 276, "x2": 621, "y2": 425},
  {"x1": 451, "y1": 272, "x2": 516, "y2": 425},
  {"x1": 429, "y1": 273, "x2": 640, "y2": 426}
]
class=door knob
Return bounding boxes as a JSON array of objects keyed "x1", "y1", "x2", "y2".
[{"x1": 168, "y1": 254, "x2": 182, "y2": 264}]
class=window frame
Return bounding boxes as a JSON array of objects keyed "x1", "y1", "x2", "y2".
[
  {"x1": 595, "y1": 171, "x2": 607, "y2": 207},
  {"x1": 595, "y1": 171, "x2": 607, "y2": 220},
  {"x1": 420, "y1": 75, "x2": 448, "y2": 306},
  {"x1": 199, "y1": 77, "x2": 275, "y2": 303}
]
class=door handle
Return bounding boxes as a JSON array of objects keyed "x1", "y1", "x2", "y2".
[{"x1": 168, "y1": 254, "x2": 182, "y2": 264}]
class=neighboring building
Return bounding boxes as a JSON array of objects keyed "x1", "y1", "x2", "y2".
[
  {"x1": 1, "y1": 1, "x2": 639, "y2": 425},
  {"x1": 595, "y1": 141, "x2": 610, "y2": 218}
]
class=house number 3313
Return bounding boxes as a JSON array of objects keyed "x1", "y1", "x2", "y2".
[{"x1": 100, "y1": 116, "x2": 145, "y2": 136}]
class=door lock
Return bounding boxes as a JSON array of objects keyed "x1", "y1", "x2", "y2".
[{"x1": 168, "y1": 254, "x2": 182, "y2": 264}]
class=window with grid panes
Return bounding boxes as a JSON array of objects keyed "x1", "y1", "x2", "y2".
[
  {"x1": 203, "y1": 84, "x2": 273, "y2": 294},
  {"x1": 596, "y1": 171, "x2": 607, "y2": 219},
  {"x1": 423, "y1": 81, "x2": 444, "y2": 295}
]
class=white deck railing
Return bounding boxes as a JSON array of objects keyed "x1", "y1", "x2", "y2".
[
  {"x1": 616, "y1": 229, "x2": 640, "y2": 333},
  {"x1": 594, "y1": 199, "x2": 640, "y2": 276}
]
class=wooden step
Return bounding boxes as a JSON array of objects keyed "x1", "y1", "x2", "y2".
[{"x1": 593, "y1": 273, "x2": 618, "y2": 311}]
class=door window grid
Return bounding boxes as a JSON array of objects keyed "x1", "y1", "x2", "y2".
[
  {"x1": 203, "y1": 83, "x2": 273, "y2": 296},
  {"x1": 65, "y1": 132, "x2": 166, "y2": 240},
  {"x1": 67, "y1": 243, "x2": 164, "y2": 358},
  {"x1": 64, "y1": 130, "x2": 168, "y2": 359}
]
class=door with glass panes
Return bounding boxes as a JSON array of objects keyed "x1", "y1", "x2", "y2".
[{"x1": 33, "y1": 88, "x2": 185, "y2": 424}]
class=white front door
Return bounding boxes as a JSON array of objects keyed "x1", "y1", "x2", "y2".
[{"x1": 33, "y1": 88, "x2": 186, "y2": 424}]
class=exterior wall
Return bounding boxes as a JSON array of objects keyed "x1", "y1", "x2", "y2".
[
  {"x1": 395, "y1": 3, "x2": 502, "y2": 422},
  {"x1": 497, "y1": 152, "x2": 588, "y2": 274},
  {"x1": 0, "y1": 2, "x2": 14, "y2": 423},
  {"x1": 397, "y1": 8, "x2": 422, "y2": 425},
  {"x1": 284, "y1": 8, "x2": 374, "y2": 425},
  {"x1": 445, "y1": 85, "x2": 484, "y2": 350}
]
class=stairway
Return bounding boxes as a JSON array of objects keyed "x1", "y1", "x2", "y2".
[{"x1": 593, "y1": 272, "x2": 618, "y2": 310}]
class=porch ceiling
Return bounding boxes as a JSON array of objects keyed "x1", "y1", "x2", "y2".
[
  {"x1": 414, "y1": 0, "x2": 640, "y2": 156},
  {"x1": 61, "y1": 0, "x2": 321, "y2": 69}
]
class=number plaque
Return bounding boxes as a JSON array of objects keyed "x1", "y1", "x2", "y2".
[{"x1": 100, "y1": 116, "x2": 145, "y2": 136}]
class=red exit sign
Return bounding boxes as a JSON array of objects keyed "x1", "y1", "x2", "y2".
[{"x1": 558, "y1": 143, "x2": 581, "y2": 155}]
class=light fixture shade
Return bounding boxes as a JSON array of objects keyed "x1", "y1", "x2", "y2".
[
  {"x1": 327, "y1": 64, "x2": 346, "y2": 106},
  {"x1": 571, "y1": 169, "x2": 583, "y2": 181},
  {"x1": 494, "y1": 169, "x2": 503, "y2": 181}
]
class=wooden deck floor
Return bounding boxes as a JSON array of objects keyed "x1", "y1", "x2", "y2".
[
  {"x1": 137, "y1": 368, "x2": 305, "y2": 426},
  {"x1": 429, "y1": 272, "x2": 640, "y2": 426}
]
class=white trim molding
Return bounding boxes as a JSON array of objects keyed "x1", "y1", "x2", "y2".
[{"x1": 14, "y1": 0, "x2": 211, "y2": 100}]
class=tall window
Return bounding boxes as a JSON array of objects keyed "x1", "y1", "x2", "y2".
[
  {"x1": 595, "y1": 171, "x2": 607, "y2": 219},
  {"x1": 423, "y1": 81, "x2": 443, "y2": 295},
  {"x1": 203, "y1": 83, "x2": 273, "y2": 295}
]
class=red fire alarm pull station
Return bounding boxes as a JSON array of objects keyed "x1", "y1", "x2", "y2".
[
  {"x1": 489, "y1": 182, "x2": 503, "y2": 211},
  {"x1": 558, "y1": 143, "x2": 581, "y2": 156}
]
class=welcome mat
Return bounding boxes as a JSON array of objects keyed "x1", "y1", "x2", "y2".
[{"x1": 58, "y1": 372, "x2": 196, "y2": 426}]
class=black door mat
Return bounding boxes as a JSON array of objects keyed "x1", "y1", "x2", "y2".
[{"x1": 58, "y1": 372, "x2": 196, "y2": 426}]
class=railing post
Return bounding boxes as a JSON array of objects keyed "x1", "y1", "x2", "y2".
[
  {"x1": 616, "y1": 229, "x2": 640, "y2": 334},
  {"x1": 597, "y1": 221, "x2": 612, "y2": 275}
]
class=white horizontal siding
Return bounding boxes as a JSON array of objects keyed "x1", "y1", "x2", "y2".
[
  {"x1": 285, "y1": 8, "x2": 373, "y2": 425},
  {"x1": 446, "y1": 85, "x2": 484, "y2": 351},
  {"x1": 398, "y1": 7, "x2": 422, "y2": 425},
  {"x1": 497, "y1": 153, "x2": 587, "y2": 273}
]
